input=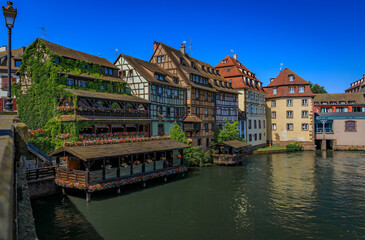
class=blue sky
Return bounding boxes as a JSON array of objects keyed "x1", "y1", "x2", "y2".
[{"x1": 1, "y1": 0, "x2": 364, "y2": 93}]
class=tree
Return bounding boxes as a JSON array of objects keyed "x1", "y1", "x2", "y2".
[
  {"x1": 309, "y1": 81, "x2": 327, "y2": 94},
  {"x1": 168, "y1": 121, "x2": 188, "y2": 144},
  {"x1": 217, "y1": 119, "x2": 241, "y2": 143}
]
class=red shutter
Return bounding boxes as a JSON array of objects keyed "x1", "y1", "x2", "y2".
[
  {"x1": 0, "y1": 98, "x2": 3, "y2": 111},
  {"x1": 12, "y1": 98, "x2": 17, "y2": 111},
  {"x1": 1, "y1": 76, "x2": 8, "y2": 91},
  {"x1": 11, "y1": 77, "x2": 16, "y2": 83}
]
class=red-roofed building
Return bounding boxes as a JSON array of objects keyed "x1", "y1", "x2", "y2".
[
  {"x1": 264, "y1": 68, "x2": 315, "y2": 150},
  {"x1": 215, "y1": 55, "x2": 266, "y2": 148},
  {"x1": 345, "y1": 74, "x2": 365, "y2": 93}
]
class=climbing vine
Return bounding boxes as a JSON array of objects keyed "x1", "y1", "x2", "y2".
[{"x1": 14, "y1": 39, "x2": 129, "y2": 152}]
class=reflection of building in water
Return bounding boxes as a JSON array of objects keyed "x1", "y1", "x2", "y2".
[{"x1": 269, "y1": 152, "x2": 316, "y2": 218}]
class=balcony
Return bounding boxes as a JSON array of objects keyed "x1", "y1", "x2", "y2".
[
  {"x1": 315, "y1": 128, "x2": 334, "y2": 134},
  {"x1": 76, "y1": 110, "x2": 149, "y2": 118}
]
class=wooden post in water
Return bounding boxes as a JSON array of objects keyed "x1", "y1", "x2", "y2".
[
  {"x1": 131, "y1": 155, "x2": 134, "y2": 175},
  {"x1": 117, "y1": 157, "x2": 120, "y2": 178},
  {"x1": 142, "y1": 153, "x2": 146, "y2": 173},
  {"x1": 102, "y1": 158, "x2": 106, "y2": 180},
  {"x1": 154, "y1": 152, "x2": 157, "y2": 171},
  {"x1": 86, "y1": 191, "x2": 91, "y2": 202}
]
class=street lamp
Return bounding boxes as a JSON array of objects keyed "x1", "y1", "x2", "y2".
[{"x1": 2, "y1": 1, "x2": 17, "y2": 111}]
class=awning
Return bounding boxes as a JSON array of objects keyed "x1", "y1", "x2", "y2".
[{"x1": 49, "y1": 139, "x2": 190, "y2": 161}]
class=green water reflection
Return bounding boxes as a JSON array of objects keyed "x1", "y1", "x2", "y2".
[{"x1": 32, "y1": 151, "x2": 365, "y2": 240}]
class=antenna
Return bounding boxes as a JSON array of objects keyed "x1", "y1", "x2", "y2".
[
  {"x1": 231, "y1": 49, "x2": 234, "y2": 57},
  {"x1": 38, "y1": 27, "x2": 48, "y2": 39},
  {"x1": 115, "y1": 48, "x2": 118, "y2": 57},
  {"x1": 188, "y1": 39, "x2": 192, "y2": 56},
  {"x1": 280, "y1": 63, "x2": 284, "y2": 71}
]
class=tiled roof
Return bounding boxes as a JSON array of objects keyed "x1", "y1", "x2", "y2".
[
  {"x1": 266, "y1": 68, "x2": 310, "y2": 87},
  {"x1": 183, "y1": 115, "x2": 202, "y2": 123},
  {"x1": 314, "y1": 93, "x2": 365, "y2": 104},
  {"x1": 0, "y1": 47, "x2": 26, "y2": 70},
  {"x1": 38, "y1": 39, "x2": 117, "y2": 69},
  {"x1": 264, "y1": 68, "x2": 314, "y2": 98},
  {"x1": 64, "y1": 88, "x2": 148, "y2": 103},
  {"x1": 117, "y1": 54, "x2": 184, "y2": 89},
  {"x1": 215, "y1": 56, "x2": 264, "y2": 93}
]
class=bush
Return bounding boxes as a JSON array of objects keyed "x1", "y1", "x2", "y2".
[{"x1": 286, "y1": 142, "x2": 303, "y2": 152}]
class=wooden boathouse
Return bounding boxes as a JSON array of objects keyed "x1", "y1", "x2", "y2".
[
  {"x1": 49, "y1": 137, "x2": 190, "y2": 201},
  {"x1": 210, "y1": 140, "x2": 251, "y2": 166}
]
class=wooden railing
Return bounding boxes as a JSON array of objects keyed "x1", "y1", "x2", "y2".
[
  {"x1": 213, "y1": 155, "x2": 241, "y2": 165},
  {"x1": 56, "y1": 168, "x2": 89, "y2": 185},
  {"x1": 76, "y1": 110, "x2": 149, "y2": 118},
  {"x1": 26, "y1": 166, "x2": 56, "y2": 181}
]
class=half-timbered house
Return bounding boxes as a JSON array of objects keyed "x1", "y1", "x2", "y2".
[
  {"x1": 114, "y1": 54, "x2": 186, "y2": 136},
  {"x1": 18, "y1": 38, "x2": 151, "y2": 136},
  {"x1": 150, "y1": 42, "x2": 238, "y2": 149},
  {"x1": 215, "y1": 55, "x2": 266, "y2": 149}
]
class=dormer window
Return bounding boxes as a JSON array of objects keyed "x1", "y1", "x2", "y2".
[
  {"x1": 207, "y1": 67, "x2": 210, "y2": 72},
  {"x1": 289, "y1": 87, "x2": 295, "y2": 93},
  {"x1": 15, "y1": 60, "x2": 21, "y2": 67},
  {"x1": 289, "y1": 75, "x2": 294, "y2": 81},
  {"x1": 214, "y1": 80, "x2": 218, "y2": 86},
  {"x1": 227, "y1": 69, "x2": 231, "y2": 72},
  {"x1": 222, "y1": 60, "x2": 227, "y2": 63},
  {"x1": 273, "y1": 88, "x2": 277, "y2": 94},
  {"x1": 180, "y1": 58, "x2": 184, "y2": 65},
  {"x1": 202, "y1": 66, "x2": 205, "y2": 71},
  {"x1": 154, "y1": 73, "x2": 166, "y2": 81},
  {"x1": 299, "y1": 86, "x2": 304, "y2": 93},
  {"x1": 173, "y1": 78, "x2": 179, "y2": 84},
  {"x1": 191, "y1": 62, "x2": 196, "y2": 69},
  {"x1": 157, "y1": 56, "x2": 165, "y2": 63}
]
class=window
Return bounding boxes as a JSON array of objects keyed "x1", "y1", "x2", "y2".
[
  {"x1": 345, "y1": 121, "x2": 356, "y2": 132},
  {"x1": 80, "y1": 81, "x2": 87, "y2": 88},
  {"x1": 205, "y1": 92, "x2": 208, "y2": 101},
  {"x1": 289, "y1": 87, "x2": 295, "y2": 93},
  {"x1": 321, "y1": 101, "x2": 328, "y2": 105},
  {"x1": 272, "y1": 124, "x2": 277, "y2": 130},
  {"x1": 212, "y1": 123, "x2": 215, "y2": 131},
  {"x1": 271, "y1": 112, "x2": 276, "y2": 118},
  {"x1": 187, "y1": 89, "x2": 191, "y2": 99},
  {"x1": 129, "y1": 70, "x2": 134, "y2": 77},
  {"x1": 222, "y1": 60, "x2": 227, "y2": 63},
  {"x1": 54, "y1": 57, "x2": 60, "y2": 63},
  {"x1": 227, "y1": 69, "x2": 231, "y2": 72},
  {"x1": 66, "y1": 78, "x2": 74, "y2": 86},
  {"x1": 287, "y1": 123, "x2": 294, "y2": 131},
  {"x1": 158, "y1": 124, "x2": 165, "y2": 136},
  {"x1": 195, "y1": 90, "x2": 200, "y2": 100},
  {"x1": 104, "y1": 68, "x2": 109, "y2": 74},
  {"x1": 248, "y1": 120, "x2": 252, "y2": 129},
  {"x1": 161, "y1": 56, "x2": 165, "y2": 62},
  {"x1": 287, "y1": 111, "x2": 293, "y2": 118},
  {"x1": 249, "y1": 134, "x2": 252, "y2": 142},
  {"x1": 205, "y1": 123, "x2": 208, "y2": 131},
  {"x1": 205, "y1": 108, "x2": 208, "y2": 117},
  {"x1": 173, "y1": 90, "x2": 178, "y2": 99},
  {"x1": 259, "y1": 133, "x2": 262, "y2": 140},
  {"x1": 108, "y1": 69, "x2": 113, "y2": 75},
  {"x1": 263, "y1": 120, "x2": 265, "y2": 128},
  {"x1": 287, "y1": 99, "x2": 293, "y2": 106},
  {"x1": 155, "y1": 74, "x2": 165, "y2": 81},
  {"x1": 157, "y1": 87, "x2": 162, "y2": 96},
  {"x1": 330, "y1": 101, "x2": 337, "y2": 105},
  {"x1": 196, "y1": 107, "x2": 200, "y2": 116},
  {"x1": 15, "y1": 60, "x2": 21, "y2": 67},
  {"x1": 197, "y1": 138, "x2": 201, "y2": 146},
  {"x1": 302, "y1": 111, "x2": 308, "y2": 118},
  {"x1": 259, "y1": 120, "x2": 261, "y2": 129},
  {"x1": 273, "y1": 88, "x2": 277, "y2": 94},
  {"x1": 302, "y1": 123, "x2": 309, "y2": 131},
  {"x1": 166, "y1": 107, "x2": 170, "y2": 117},
  {"x1": 254, "y1": 134, "x2": 257, "y2": 141},
  {"x1": 299, "y1": 86, "x2": 304, "y2": 93},
  {"x1": 254, "y1": 120, "x2": 257, "y2": 129},
  {"x1": 167, "y1": 89, "x2": 172, "y2": 97},
  {"x1": 289, "y1": 75, "x2": 294, "y2": 81},
  {"x1": 302, "y1": 99, "x2": 308, "y2": 106},
  {"x1": 271, "y1": 100, "x2": 276, "y2": 107},
  {"x1": 180, "y1": 58, "x2": 184, "y2": 64},
  {"x1": 336, "y1": 107, "x2": 348, "y2": 112},
  {"x1": 348, "y1": 101, "x2": 355, "y2": 104},
  {"x1": 339, "y1": 101, "x2": 346, "y2": 104}
]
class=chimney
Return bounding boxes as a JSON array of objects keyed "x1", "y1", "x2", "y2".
[
  {"x1": 233, "y1": 54, "x2": 237, "y2": 60},
  {"x1": 270, "y1": 78, "x2": 275, "y2": 82},
  {"x1": 0, "y1": 46, "x2": 7, "y2": 52},
  {"x1": 153, "y1": 41, "x2": 158, "y2": 51},
  {"x1": 180, "y1": 43, "x2": 185, "y2": 54}
]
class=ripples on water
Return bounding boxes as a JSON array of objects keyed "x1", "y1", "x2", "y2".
[{"x1": 32, "y1": 151, "x2": 365, "y2": 240}]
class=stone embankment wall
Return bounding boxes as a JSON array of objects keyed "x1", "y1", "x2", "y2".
[{"x1": 28, "y1": 179, "x2": 58, "y2": 199}]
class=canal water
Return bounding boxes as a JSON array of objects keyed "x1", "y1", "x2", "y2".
[{"x1": 32, "y1": 151, "x2": 365, "y2": 240}]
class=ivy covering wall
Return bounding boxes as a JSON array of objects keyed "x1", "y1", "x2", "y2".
[{"x1": 13, "y1": 39, "x2": 129, "y2": 153}]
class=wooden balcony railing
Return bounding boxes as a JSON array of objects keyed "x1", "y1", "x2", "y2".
[
  {"x1": 26, "y1": 166, "x2": 56, "y2": 181},
  {"x1": 56, "y1": 168, "x2": 89, "y2": 185},
  {"x1": 76, "y1": 110, "x2": 149, "y2": 118}
]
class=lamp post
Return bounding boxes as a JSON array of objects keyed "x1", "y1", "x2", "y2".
[{"x1": 2, "y1": 1, "x2": 17, "y2": 111}]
